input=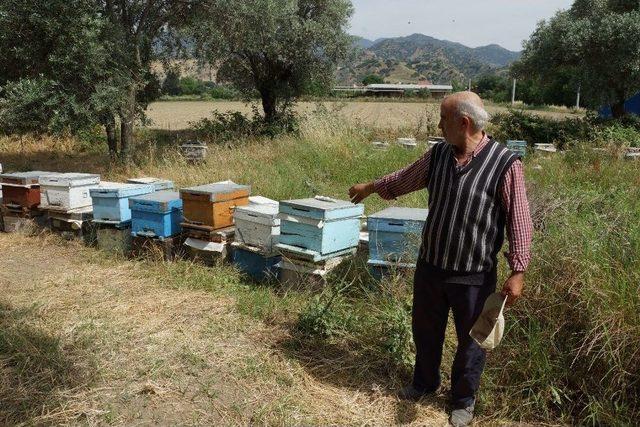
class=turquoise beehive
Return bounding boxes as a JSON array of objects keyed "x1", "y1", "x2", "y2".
[
  {"x1": 90, "y1": 182, "x2": 154, "y2": 224},
  {"x1": 277, "y1": 197, "x2": 364, "y2": 257}
]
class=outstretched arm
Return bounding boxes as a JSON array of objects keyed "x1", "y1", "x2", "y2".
[{"x1": 349, "y1": 149, "x2": 432, "y2": 203}]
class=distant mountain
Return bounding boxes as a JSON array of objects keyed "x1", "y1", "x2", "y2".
[
  {"x1": 353, "y1": 36, "x2": 386, "y2": 49},
  {"x1": 339, "y1": 33, "x2": 520, "y2": 85}
]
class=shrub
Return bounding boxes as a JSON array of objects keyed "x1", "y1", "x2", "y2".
[{"x1": 189, "y1": 106, "x2": 299, "y2": 143}]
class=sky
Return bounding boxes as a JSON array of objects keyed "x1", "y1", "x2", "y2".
[{"x1": 349, "y1": 0, "x2": 574, "y2": 51}]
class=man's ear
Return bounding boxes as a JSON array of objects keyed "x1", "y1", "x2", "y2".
[{"x1": 461, "y1": 115, "x2": 471, "y2": 131}]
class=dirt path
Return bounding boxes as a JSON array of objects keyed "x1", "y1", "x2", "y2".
[{"x1": 0, "y1": 233, "x2": 449, "y2": 426}]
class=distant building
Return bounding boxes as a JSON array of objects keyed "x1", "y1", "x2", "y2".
[{"x1": 364, "y1": 83, "x2": 453, "y2": 98}]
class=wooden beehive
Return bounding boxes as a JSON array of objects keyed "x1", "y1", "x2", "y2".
[
  {"x1": 180, "y1": 181, "x2": 250, "y2": 230},
  {"x1": 233, "y1": 200, "x2": 279, "y2": 254},
  {"x1": 180, "y1": 141, "x2": 208, "y2": 163},
  {"x1": 39, "y1": 173, "x2": 100, "y2": 211},
  {"x1": 367, "y1": 207, "x2": 428, "y2": 265},
  {"x1": 90, "y1": 182, "x2": 155, "y2": 224},
  {"x1": 231, "y1": 243, "x2": 281, "y2": 281},
  {"x1": 129, "y1": 191, "x2": 183, "y2": 239},
  {"x1": 277, "y1": 196, "x2": 363, "y2": 257},
  {"x1": 1, "y1": 171, "x2": 56, "y2": 209},
  {"x1": 95, "y1": 223, "x2": 132, "y2": 256},
  {"x1": 506, "y1": 140, "x2": 527, "y2": 157}
]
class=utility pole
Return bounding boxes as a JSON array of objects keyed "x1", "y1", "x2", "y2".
[
  {"x1": 576, "y1": 84, "x2": 581, "y2": 109},
  {"x1": 468, "y1": 79, "x2": 471, "y2": 91},
  {"x1": 511, "y1": 78, "x2": 517, "y2": 105}
]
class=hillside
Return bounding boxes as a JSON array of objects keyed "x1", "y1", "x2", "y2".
[{"x1": 340, "y1": 33, "x2": 520, "y2": 85}]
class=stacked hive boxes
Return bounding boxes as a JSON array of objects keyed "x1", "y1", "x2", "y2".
[
  {"x1": 129, "y1": 190, "x2": 184, "y2": 260},
  {"x1": 39, "y1": 173, "x2": 100, "y2": 240},
  {"x1": 0, "y1": 171, "x2": 53, "y2": 232},
  {"x1": 367, "y1": 207, "x2": 428, "y2": 279},
  {"x1": 180, "y1": 181, "x2": 250, "y2": 265},
  {"x1": 276, "y1": 197, "x2": 364, "y2": 288},
  {"x1": 231, "y1": 198, "x2": 280, "y2": 281},
  {"x1": 90, "y1": 182, "x2": 154, "y2": 255}
]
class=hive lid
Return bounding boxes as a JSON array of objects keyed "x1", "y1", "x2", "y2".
[
  {"x1": 235, "y1": 202, "x2": 279, "y2": 219},
  {"x1": 39, "y1": 173, "x2": 100, "y2": 187},
  {"x1": 180, "y1": 181, "x2": 251, "y2": 202},
  {"x1": 90, "y1": 181, "x2": 155, "y2": 198},
  {"x1": 130, "y1": 190, "x2": 181, "y2": 203},
  {"x1": 280, "y1": 196, "x2": 364, "y2": 220},
  {"x1": 369, "y1": 207, "x2": 429, "y2": 222},
  {"x1": 127, "y1": 177, "x2": 174, "y2": 190},
  {"x1": 1, "y1": 171, "x2": 57, "y2": 186}
]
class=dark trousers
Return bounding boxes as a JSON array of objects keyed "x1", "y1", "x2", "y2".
[{"x1": 411, "y1": 258, "x2": 496, "y2": 409}]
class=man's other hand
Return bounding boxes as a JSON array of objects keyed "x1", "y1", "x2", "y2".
[
  {"x1": 348, "y1": 182, "x2": 375, "y2": 204},
  {"x1": 501, "y1": 272, "x2": 524, "y2": 306}
]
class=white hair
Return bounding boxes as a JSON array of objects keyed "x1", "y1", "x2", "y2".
[{"x1": 455, "y1": 100, "x2": 489, "y2": 131}]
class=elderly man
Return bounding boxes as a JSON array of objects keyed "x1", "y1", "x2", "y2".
[{"x1": 349, "y1": 92, "x2": 533, "y2": 426}]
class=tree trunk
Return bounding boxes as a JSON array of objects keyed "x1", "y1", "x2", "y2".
[
  {"x1": 105, "y1": 117, "x2": 118, "y2": 158},
  {"x1": 611, "y1": 100, "x2": 626, "y2": 119},
  {"x1": 261, "y1": 90, "x2": 277, "y2": 124},
  {"x1": 119, "y1": 86, "x2": 137, "y2": 160}
]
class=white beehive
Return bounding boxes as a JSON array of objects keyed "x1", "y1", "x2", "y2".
[
  {"x1": 39, "y1": 173, "x2": 101, "y2": 211},
  {"x1": 234, "y1": 198, "x2": 279, "y2": 254},
  {"x1": 397, "y1": 137, "x2": 417, "y2": 149}
]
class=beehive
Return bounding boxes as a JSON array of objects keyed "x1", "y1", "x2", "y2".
[
  {"x1": 233, "y1": 200, "x2": 279, "y2": 253},
  {"x1": 277, "y1": 197, "x2": 363, "y2": 257},
  {"x1": 90, "y1": 182, "x2": 154, "y2": 224},
  {"x1": 39, "y1": 173, "x2": 100, "y2": 211},
  {"x1": 129, "y1": 190, "x2": 183, "y2": 239},
  {"x1": 367, "y1": 207, "x2": 428, "y2": 265},
  {"x1": 231, "y1": 243, "x2": 281, "y2": 281},
  {"x1": 0, "y1": 171, "x2": 56, "y2": 209},
  {"x1": 180, "y1": 181, "x2": 250, "y2": 230},
  {"x1": 506, "y1": 140, "x2": 527, "y2": 157}
]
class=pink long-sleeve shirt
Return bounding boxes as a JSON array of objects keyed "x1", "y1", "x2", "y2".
[{"x1": 374, "y1": 135, "x2": 533, "y2": 272}]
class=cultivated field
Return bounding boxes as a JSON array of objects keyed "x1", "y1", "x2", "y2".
[{"x1": 146, "y1": 100, "x2": 580, "y2": 130}]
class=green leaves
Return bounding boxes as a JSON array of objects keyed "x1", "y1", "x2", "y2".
[{"x1": 515, "y1": 1, "x2": 640, "y2": 114}]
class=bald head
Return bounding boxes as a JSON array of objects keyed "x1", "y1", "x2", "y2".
[{"x1": 442, "y1": 91, "x2": 489, "y2": 132}]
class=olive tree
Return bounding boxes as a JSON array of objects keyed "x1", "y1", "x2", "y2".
[
  {"x1": 192, "y1": 0, "x2": 353, "y2": 124},
  {"x1": 513, "y1": 0, "x2": 640, "y2": 117}
]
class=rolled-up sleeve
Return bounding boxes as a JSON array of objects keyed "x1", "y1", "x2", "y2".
[
  {"x1": 500, "y1": 160, "x2": 533, "y2": 272},
  {"x1": 374, "y1": 149, "x2": 432, "y2": 200}
]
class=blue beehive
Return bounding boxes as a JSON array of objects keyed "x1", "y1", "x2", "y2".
[
  {"x1": 232, "y1": 243, "x2": 281, "y2": 281},
  {"x1": 506, "y1": 140, "x2": 527, "y2": 157},
  {"x1": 90, "y1": 182, "x2": 154, "y2": 224},
  {"x1": 129, "y1": 190, "x2": 183, "y2": 238},
  {"x1": 277, "y1": 197, "x2": 364, "y2": 257},
  {"x1": 368, "y1": 207, "x2": 428, "y2": 264}
]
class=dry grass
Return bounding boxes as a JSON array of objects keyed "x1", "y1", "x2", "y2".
[
  {"x1": 0, "y1": 231, "x2": 450, "y2": 425},
  {"x1": 145, "y1": 100, "x2": 580, "y2": 130}
]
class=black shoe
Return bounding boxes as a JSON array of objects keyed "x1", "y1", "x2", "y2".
[{"x1": 397, "y1": 384, "x2": 433, "y2": 401}]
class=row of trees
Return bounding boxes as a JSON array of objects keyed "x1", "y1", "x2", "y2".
[{"x1": 0, "y1": 0, "x2": 354, "y2": 158}]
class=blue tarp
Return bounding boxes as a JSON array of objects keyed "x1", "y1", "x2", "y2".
[{"x1": 599, "y1": 92, "x2": 640, "y2": 118}]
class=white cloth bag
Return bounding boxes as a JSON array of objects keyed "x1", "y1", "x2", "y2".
[{"x1": 469, "y1": 292, "x2": 508, "y2": 350}]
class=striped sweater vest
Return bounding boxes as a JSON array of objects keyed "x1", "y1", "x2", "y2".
[{"x1": 420, "y1": 140, "x2": 518, "y2": 273}]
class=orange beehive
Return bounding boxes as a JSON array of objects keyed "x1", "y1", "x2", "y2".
[{"x1": 180, "y1": 181, "x2": 250, "y2": 230}]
